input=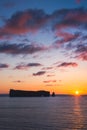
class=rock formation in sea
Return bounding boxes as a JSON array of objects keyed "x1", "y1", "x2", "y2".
[
  {"x1": 52, "y1": 92, "x2": 55, "y2": 97},
  {"x1": 9, "y1": 89, "x2": 50, "y2": 97}
]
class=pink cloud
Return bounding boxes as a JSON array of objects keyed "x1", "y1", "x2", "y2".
[
  {"x1": 0, "y1": 9, "x2": 48, "y2": 38},
  {"x1": 58, "y1": 62, "x2": 78, "y2": 68},
  {"x1": 76, "y1": 52, "x2": 87, "y2": 61}
]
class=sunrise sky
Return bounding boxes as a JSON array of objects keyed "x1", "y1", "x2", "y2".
[{"x1": 0, "y1": 0, "x2": 87, "y2": 94}]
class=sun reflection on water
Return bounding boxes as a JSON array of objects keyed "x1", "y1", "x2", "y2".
[{"x1": 73, "y1": 96, "x2": 84, "y2": 129}]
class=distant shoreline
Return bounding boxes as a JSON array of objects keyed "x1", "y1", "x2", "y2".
[{"x1": 0, "y1": 94, "x2": 87, "y2": 97}]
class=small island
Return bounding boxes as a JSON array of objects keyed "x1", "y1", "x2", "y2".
[{"x1": 9, "y1": 89, "x2": 50, "y2": 97}]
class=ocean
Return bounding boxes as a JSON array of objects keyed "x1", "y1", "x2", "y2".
[{"x1": 0, "y1": 96, "x2": 87, "y2": 130}]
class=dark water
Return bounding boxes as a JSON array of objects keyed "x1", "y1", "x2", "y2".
[{"x1": 0, "y1": 96, "x2": 87, "y2": 130}]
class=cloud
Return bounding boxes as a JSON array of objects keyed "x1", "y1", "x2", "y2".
[
  {"x1": 45, "y1": 84, "x2": 58, "y2": 87},
  {"x1": 13, "y1": 80, "x2": 23, "y2": 83},
  {"x1": 0, "y1": 43, "x2": 46, "y2": 55},
  {"x1": 43, "y1": 80, "x2": 56, "y2": 83},
  {"x1": 54, "y1": 8, "x2": 87, "y2": 29},
  {"x1": 27, "y1": 63, "x2": 42, "y2": 67},
  {"x1": 54, "y1": 32, "x2": 80, "y2": 46},
  {"x1": 42, "y1": 67, "x2": 53, "y2": 70},
  {"x1": 45, "y1": 84, "x2": 54, "y2": 87},
  {"x1": 33, "y1": 71, "x2": 46, "y2": 76},
  {"x1": 58, "y1": 62, "x2": 78, "y2": 67},
  {"x1": 14, "y1": 64, "x2": 28, "y2": 70},
  {"x1": 0, "y1": 9, "x2": 48, "y2": 38},
  {"x1": 0, "y1": 8, "x2": 87, "y2": 40},
  {"x1": 47, "y1": 74, "x2": 55, "y2": 77},
  {"x1": 14, "y1": 62, "x2": 42, "y2": 70},
  {"x1": 0, "y1": 63, "x2": 9, "y2": 69},
  {"x1": 76, "y1": 53, "x2": 87, "y2": 61},
  {"x1": 75, "y1": 45, "x2": 87, "y2": 61},
  {"x1": 0, "y1": 8, "x2": 87, "y2": 61}
]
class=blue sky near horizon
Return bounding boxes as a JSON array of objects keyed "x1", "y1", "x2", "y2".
[{"x1": 0, "y1": 0, "x2": 87, "y2": 94}]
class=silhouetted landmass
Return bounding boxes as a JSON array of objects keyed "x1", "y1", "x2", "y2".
[
  {"x1": 9, "y1": 89, "x2": 50, "y2": 97},
  {"x1": 0, "y1": 94, "x2": 8, "y2": 97}
]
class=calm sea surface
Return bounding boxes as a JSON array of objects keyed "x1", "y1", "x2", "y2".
[{"x1": 0, "y1": 96, "x2": 87, "y2": 130}]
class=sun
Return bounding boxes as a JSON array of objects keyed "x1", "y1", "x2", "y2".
[{"x1": 75, "y1": 90, "x2": 79, "y2": 95}]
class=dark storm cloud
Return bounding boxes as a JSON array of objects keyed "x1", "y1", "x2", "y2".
[
  {"x1": 0, "y1": 43, "x2": 46, "y2": 55},
  {"x1": 33, "y1": 71, "x2": 46, "y2": 76},
  {"x1": 0, "y1": 63, "x2": 9, "y2": 68},
  {"x1": 14, "y1": 62, "x2": 42, "y2": 70},
  {"x1": 58, "y1": 62, "x2": 78, "y2": 67}
]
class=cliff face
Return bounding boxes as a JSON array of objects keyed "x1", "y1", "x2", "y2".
[{"x1": 9, "y1": 89, "x2": 50, "y2": 97}]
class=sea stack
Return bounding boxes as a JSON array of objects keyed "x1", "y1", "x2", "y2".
[{"x1": 52, "y1": 92, "x2": 55, "y2": 97}]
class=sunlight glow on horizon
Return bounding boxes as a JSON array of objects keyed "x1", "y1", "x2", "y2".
[{"x1": 75, "y1": 90, "x2": 80, "y2": 96}]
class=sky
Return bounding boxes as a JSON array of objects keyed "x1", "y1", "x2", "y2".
[{"x1": 0, "y1": 0, "x2": 87, "y2": 95}]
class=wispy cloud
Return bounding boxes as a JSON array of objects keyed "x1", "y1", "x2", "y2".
[
  {"x1": 75, "y1": 44, "x2": 87, "y2": 61},
  {"x1": 13, "y1": 80, "x2": 23, "y2": 83},
  {"x1": 0, "y1": 43, "x2": 46, "y2": 55},
  {"x1": 0, "y1": 8, "x2": 87, "y2": 62},
  {"x1": 33, "y1": 71, "x2": 46, "y2": 76},
  {"x1": 0, "y1": 63, "x2": 9, "y2": 68},
  {"x1": 47, "y1": 74, "x2": 55, "y2": 77},
  {"x1": 57, "y1": 62, "x2": 78, "y2": 67},
  {"x1": 0, "y1": 8, "x2": 87, "y2": 40},
  {"x1": 14, "y1": 62, "x2": 42, "y2": 70},
  {"x1": 42, "y1": 67, "x2": 53, "y2": 70},
  {"x1": 43, "y1": 80, "x2": 56, "y2": 83},
  {"x1": 0, "y1": 9, "x2": 48, "y2": 38}
]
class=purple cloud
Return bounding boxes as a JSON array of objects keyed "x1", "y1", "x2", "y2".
[
  {"x1": 0, "y1": 63, "x2": 9, "y2": 69},
  {"x1": 0, "y1": 43, "x2": 46, "y2": 55},
  {"x1": 0, "y1": 9, "x2": 48, "y2": 38},
  {"x1": 75, "y1": 45, "x2": 87, "y2": 61},
  {"x1": 14, "y1": 62, "x2": 42, "y2": 70},
  {"x1": 0, "y1": 8, "x2": 87, "y2": 41},
  {"x1": 58, "y1": 62, "x2": 78, "y2": 67},
  {"x1": 42, "y1": 67, "x2": 53, "y2": 70},
  {"x1": 33, "y1": 71, "x2": 46, "y2": 76}
]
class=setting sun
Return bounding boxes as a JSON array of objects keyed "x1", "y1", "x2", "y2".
[{"x1": 75, "y1": 91, "x2": 79, "y2": 95}]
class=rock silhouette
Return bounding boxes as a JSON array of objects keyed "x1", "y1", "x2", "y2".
[{"x1": 9, "y1": 89, "x2": 50, "y2": 97}]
